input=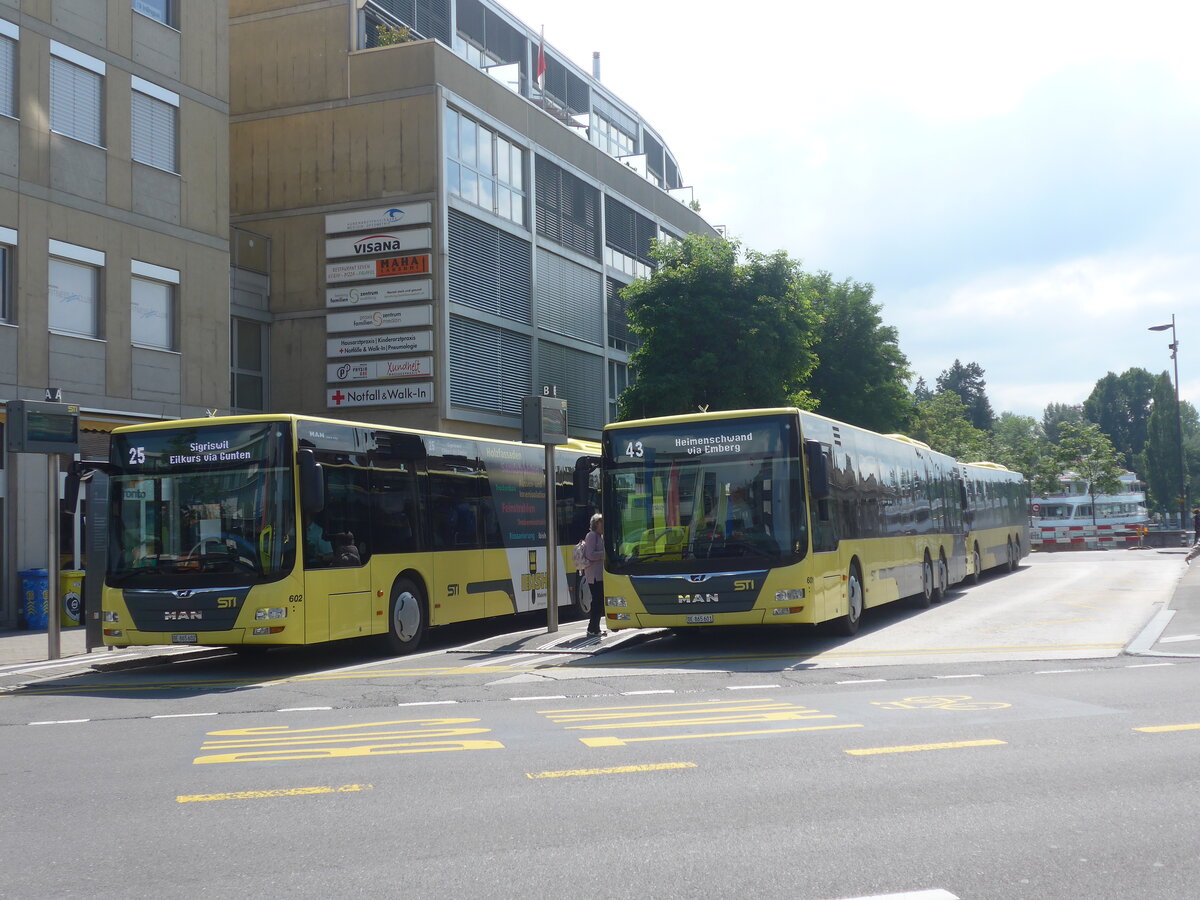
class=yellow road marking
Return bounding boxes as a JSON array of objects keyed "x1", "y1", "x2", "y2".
[
  {"x1": 1135, "y1": 723, "x2": 1200, "y2": 733},
  {"x1": 539, "y1": 698, "x2": 775, "y2": 715},
  {"x1": 193, "y1": 717, "x2": 504, "y2": 764},
  {"x1": 845, "y1": 739, "x2": 1006, "y2": 756},
  {"x1": 527, "y1": 762, "x2": 697, "y2": 779},
  {"x1": 580, "y1": 723, "x2": 863, "y2": 747},
  {"x1": 176, "y1": 783, "x2": 372, "y2": 803},
  {"x1": 567, "y1": 711, "x2": 837, "y2": 730}
]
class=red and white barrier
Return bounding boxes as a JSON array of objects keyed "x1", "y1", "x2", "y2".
[{"x1": 1030, "y1": 523, "x2": 1144, "y2": 550}]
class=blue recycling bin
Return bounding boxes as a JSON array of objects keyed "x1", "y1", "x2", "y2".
[{"x1": 20, "y1": 569, "x2": 50, "y2": 630}]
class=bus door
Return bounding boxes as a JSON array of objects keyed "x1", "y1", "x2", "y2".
[
  {"x1": 805, "y1": 440, "x2": 846, "y2": 620},
  {"x1": 303, "y1": 457, "x2": 372, "y2": 642}
]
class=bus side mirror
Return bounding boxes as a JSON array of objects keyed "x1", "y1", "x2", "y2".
[
  {"x1": 804, "y1": 440, "x2": 830, "y2": 500},
  {"x1": 299, "y1": 449, "x2": 325, "y2": 514}
]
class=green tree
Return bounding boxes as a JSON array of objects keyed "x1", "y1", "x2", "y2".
[
  {"x1": 1052, "y1": 421, "x2": 1124, "y2": 525},
  {"x1": 1082, "y1": 368, "x2": 1155, "y2": 469},
  {"x1": 935, "y1": 360, "x2": 994, "y2": 430},
  {"x1": 1138, "y1": 374, "x2": 1200, "y2": 522},
  {"x1": 912, "y1": 376, "x2": 933, "y2": 403},
  {"x1": 989, "y1": 412, "x2": 1058, "y2": 490},
  {"x1": 909, "y1": 391, "x2": 990, "y2": 461},
  {"x1": 1042, "y1": 402, "x2": 1083, "y2": 444},
  {"x1": 801, "y1": 272, "x2": 911, "y2": 433},
  {"x1": 619, "y1": 234, "x2": 819, "y2": 419}
]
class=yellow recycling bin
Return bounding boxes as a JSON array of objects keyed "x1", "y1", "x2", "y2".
[{"x1": 60, "y1": 570, "x2": 84, "y2": 627}]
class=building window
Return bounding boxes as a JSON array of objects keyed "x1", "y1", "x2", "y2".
[
  {"x1": 130, "y1": 260, "x2": 178, "y2": 350},
  {"x1": 445, "y1": 107, "x2": 525, "y2": 226},
  {"x1": 49, "y1": 249, "x2": 103, "y2": 338},
  {"x1": 591, "y1": 113, "x2": 635, "y2": 159},
  {"x1": 609, "y1": 360, "x2": 633, "y2": 422},
  {"x1": 50, "y1": 43, "x2": 105, "y2": 147},
  {"x1": 133, "y1": 0, "x2": 176, "y2": 27},
  {"x1": 0, "y1": 226, "x2": 14, "y2": 323},
  {"x1": 534, "y1": 156, "x2": 600, "y2": 260},
  {"x1": 131, "y1": 77, "x2": 179, "y2": 173},
  {"x1": 231, "y1": 318, "x2": 267, "y2": 411},
  {"x1": 0, "y1": 21, "x2": 17, "y2": 120}
]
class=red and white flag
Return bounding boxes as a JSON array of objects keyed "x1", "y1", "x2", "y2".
[{"x1": 536, "y1": 27, "x2": 546, "y2": 93}]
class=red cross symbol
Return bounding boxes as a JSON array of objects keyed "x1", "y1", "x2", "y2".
[{"x1": 331, "y1": 390, "x2": 346, "y2": 406}]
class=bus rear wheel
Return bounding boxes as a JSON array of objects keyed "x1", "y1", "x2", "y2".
[
  {"x1": 831, "y1": 562, "x2": 864, "y2": 636},
  {"x1": 912, "y1": 553, "x2": 934, "y2": 609},
  {"x1": 967, "y1": 545, "x2": 982, "y2": 585},
  {"x1": 385, "y1": 577, "x2": 426, "y2": 654},
  {"x1": 933, "y1": 552, "x2": 949, "y2": 602},
  {"x1": 571, "y1": 571, "x2": 592, "y2": 618}
]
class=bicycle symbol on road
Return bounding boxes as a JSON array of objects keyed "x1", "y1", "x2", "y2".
[{"x1": 871, "y1": 695, "x2": 1012, "y2": 711}]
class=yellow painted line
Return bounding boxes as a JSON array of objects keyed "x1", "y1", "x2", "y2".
[
  {"x1": 580, "y1": 722, "x2": 862, "y2": 747},
  {"x1": 176, "y1": 783, "x2": 372, "y2": 803},
  {"x1": 568, "y1": 711, "x2": 836, "y2": 731},
  {"x1": 539, "y1": 698, "x2": 774, "y2": 714},
  {"x1": 527, "y1": 762, "x2": 697, "y2": 779},
  {"x1": 1135, "y1": 723, "x2": 1200, "y2": 733},
  {"x1": 844, "y1": 739, "x2": 1006, "y2": 756}
]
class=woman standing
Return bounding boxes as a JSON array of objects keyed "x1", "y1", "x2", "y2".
[{"x1": 583, "y1": 513, "x2": 606, "y2": 636}]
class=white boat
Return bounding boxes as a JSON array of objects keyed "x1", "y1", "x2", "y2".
[{"x1": 1030, "y1": 470, "x2": 1150, "y2": 528}]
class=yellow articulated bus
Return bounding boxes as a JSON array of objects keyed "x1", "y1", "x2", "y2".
[
  {"x1": 102, "y1": 414, "x2": 598, "y2": 653},
  {"x1": 599, "y1": 407, "x2": 1028, "y2": 636}
]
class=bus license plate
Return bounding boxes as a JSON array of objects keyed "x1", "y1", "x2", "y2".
[
  {"x1": 172, "y1": 633, "x2": 198, "y2": 643},
  {"x1": 686, "y1": 615, "x2": 714, "y2": 624}
]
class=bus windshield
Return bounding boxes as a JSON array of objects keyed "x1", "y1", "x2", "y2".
[
  {"x1": 602, "y1": 413, "x2": 805, "y2": 573},
  {"x1": 107, "y1": 422, "x2": 295, "y2": 588}
]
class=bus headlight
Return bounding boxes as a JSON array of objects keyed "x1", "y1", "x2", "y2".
[
  {"x1": 610, "y1": 612, "x2": 632, "y2": 621},
  {"x1": 252, "y1": 626, "x2": 285, "y2": 635},
  {"x1": 605, "y1": 597, "x2": 628, "y2": 607},
  {"x1": 775, "y1": 589, "x2": 806, "y2": 604},
  {"x1": 102, "y1": 611, "x2": 120, "y2": 623},
  {"x1": 254, "y1": 607, "x2": 287, "y2": 620}
]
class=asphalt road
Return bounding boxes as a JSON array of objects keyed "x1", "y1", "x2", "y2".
[{"x1": 2, "y1": 550, "x2": 1198, "y2": 899}]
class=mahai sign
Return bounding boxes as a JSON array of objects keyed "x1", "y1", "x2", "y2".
[
  {"x1": 327, "y1": 383, "x2": 433, "y2": 409},
  {"x1": 326, "y1": 254, "x2": 431, "y2": 284},
  {"x1": 325, "y1": 202, "x2": 432, "y2": 235},
  {"x1": 326, "y1": 227, "x2": 431, "y2": 259}
]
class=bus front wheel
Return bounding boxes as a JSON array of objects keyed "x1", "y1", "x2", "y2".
[
  {"x1": 912, "y1": 553, "x2": 934, "y2": 609},
  {"x1": 968, "y1": 545, "x2": 982, "y2": 585},
  {"x1": 385, "y1": 578, "x2": 426, "y2": 654},
  {"x1": 831, "y1": 562, "x2": 864, "y2": 636}
]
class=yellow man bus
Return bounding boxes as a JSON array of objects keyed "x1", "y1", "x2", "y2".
[
  {"x1": 600, "y1": 407, "x2": 1028, "y2": 636},
  {"x1": 102, "y1": 414, "x2": 598, "y2": 653}
]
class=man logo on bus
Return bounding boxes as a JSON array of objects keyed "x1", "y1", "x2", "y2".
[{"x1": 678, "y1": 594, "x2": 719, "y2": 603}]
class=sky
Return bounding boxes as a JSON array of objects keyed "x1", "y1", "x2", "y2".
[{"x1": 498, "y1": 0, "x2": 1199, "y2": 419}]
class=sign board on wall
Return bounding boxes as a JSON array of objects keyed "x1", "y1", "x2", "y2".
[
  {"x1": 325, "y1": 228, "x2": 431, "y2": 260},
  {"x1": 326, "y1": 279, "x2": 432, "y2": 308},
  {"x1": 327, "y1": 383, "x2": 434, "y2": 408},
  {"x1": 325, "y1": 202, "x2": 432, "y2": 235},
  {"x1": 327, "y1": 357, "x2": 433, "y2": 383},
  {"x1": 327, "y1": 331, "x2": 433, "y2": 357},
  {"x1": 325, "y1": 254, "x2": 432, "y2": 284},
  {"x1": 326, "y1": 304, "x2": 433, "y2": 334}
]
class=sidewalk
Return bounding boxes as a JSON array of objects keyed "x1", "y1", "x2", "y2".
[
  {"x1": 4, "y1": 550, "x2": 1200, "y2": 668},
  {"x1": 0, "y1": 623, "x2": 103, "y2": 667}
]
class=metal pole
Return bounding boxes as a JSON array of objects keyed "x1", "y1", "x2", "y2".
[
  {"x1": 47, "y1": 454, "x2": 61, "y2": 661},
  {"x1": 545, "y1": 444, "x2": 558, "y2": 633},
  {"x1": 1171, "y1": 316, "x2": 1185, "y2": 534}
]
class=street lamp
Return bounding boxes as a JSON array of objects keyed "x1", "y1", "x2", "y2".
[{"x1": 1148, "y1": 315, "x2": 1186, "y2": 531}]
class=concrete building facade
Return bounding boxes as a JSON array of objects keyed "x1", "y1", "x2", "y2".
[
  {"x1": 0, "y1": 0, "x2": 715, "y2": 624},
  {"x1": 0, "y1": 1, "x2": 230, "y2": 625},
  {"x1": 228, "y1": 0, "x2": 716, "y2": 441}
]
